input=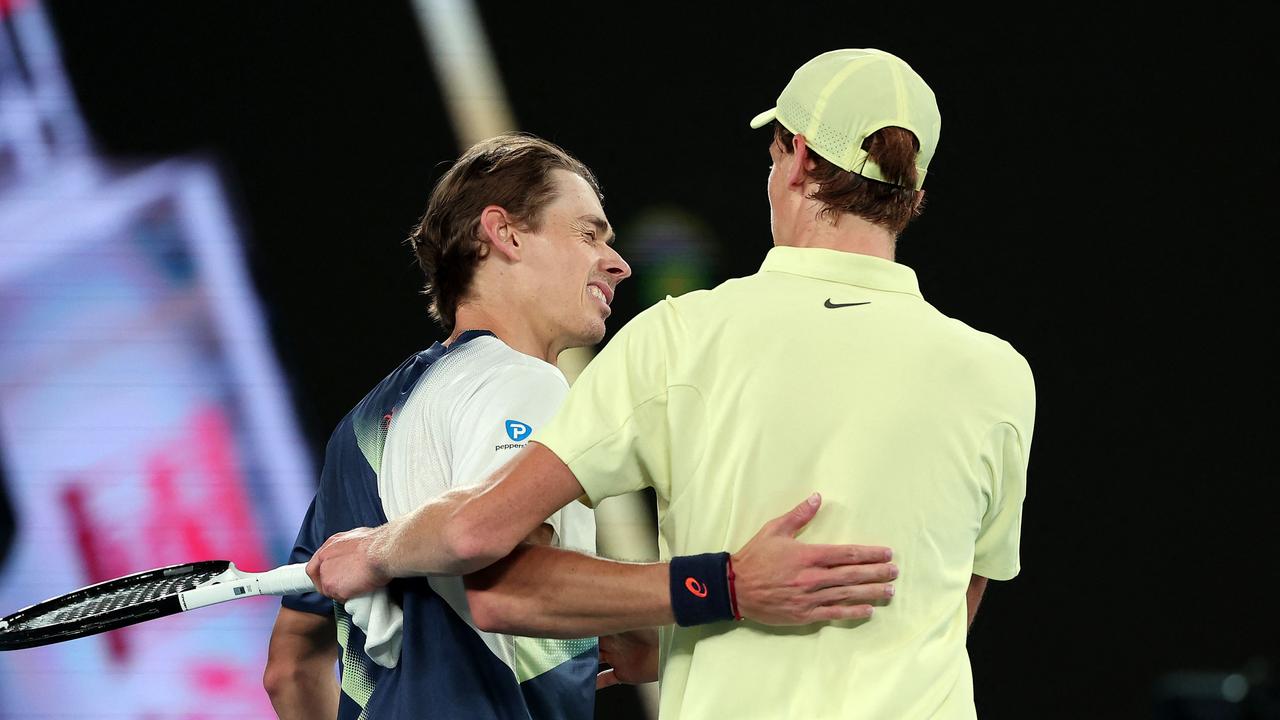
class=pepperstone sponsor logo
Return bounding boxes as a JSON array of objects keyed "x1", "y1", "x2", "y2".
[
  {"x1": 494, "y1": 442, "x2": 527, "y2": 452},
  {"x1": 505, "y1": 419, "x2": 532, "y2": 442}
]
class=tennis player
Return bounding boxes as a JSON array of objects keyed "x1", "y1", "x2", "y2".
[
  {"x1": 309, "y1": 50, "x2": 1036, "y2": 718},
  {"x1": 269, "y1": 132, "x2": 899, "y2": 719}
]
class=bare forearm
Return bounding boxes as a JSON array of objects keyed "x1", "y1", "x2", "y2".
[
  {"x1": 466, "y1": 543, "x2": 671, "y2": 638},
  {"x1": 377, "y1": 487, "x2": 497, "y2": 578},
  {"x1": 265, "y1": 656, "x2": 339, "y2": 720},
  {"x1": 264, "y1": 609, "x2": 339, "y2": 719},
  {"x1": 379, "y1": 448, "x2": 581, "y2": 578}
]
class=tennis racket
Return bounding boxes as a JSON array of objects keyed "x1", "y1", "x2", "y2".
[{"x1": 0, "y1": 561, "x2": 315, "y2": 651}]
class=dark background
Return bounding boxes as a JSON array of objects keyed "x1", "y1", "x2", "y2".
[{"x1": 42, "y1": 3, "x2": 1277, "y2": 718}]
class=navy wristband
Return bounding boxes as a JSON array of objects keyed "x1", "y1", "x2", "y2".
[{"x1": 670, "y1": 552, "x2": 735, "y2": 627}]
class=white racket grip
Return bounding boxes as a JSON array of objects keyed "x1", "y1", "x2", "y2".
[{"x1": 256, "y1": 563, "x2": 316, "y2": 596}]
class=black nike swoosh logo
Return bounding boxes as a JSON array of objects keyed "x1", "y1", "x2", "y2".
[{"x1": 824, "y1": 299, "x2": 871, "y2": 309}]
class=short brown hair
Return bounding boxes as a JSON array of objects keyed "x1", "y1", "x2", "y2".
[
  {"x1": 408, "y1": 133, "x2": 601, "y2": 333},
  {"x1": 774, "y1": 122, "x2": 925, "y2": 236}
]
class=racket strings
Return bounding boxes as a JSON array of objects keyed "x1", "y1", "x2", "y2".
[{"x1": 19, "y1": 569, "x2": 223, "y2": 630}]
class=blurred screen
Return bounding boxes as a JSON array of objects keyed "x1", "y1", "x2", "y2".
[{"x1": 1, "y1": 3, "x2": 316, "y2": 717}]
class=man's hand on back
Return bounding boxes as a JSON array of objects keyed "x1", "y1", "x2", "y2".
[{"x1": 732, "y1": 493, "x2": 897, "y2": 625}]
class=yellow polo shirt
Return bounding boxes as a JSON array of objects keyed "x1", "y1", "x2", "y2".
[{"x1": 534, "y1": 246, "x2": 1035, "y2": 719}]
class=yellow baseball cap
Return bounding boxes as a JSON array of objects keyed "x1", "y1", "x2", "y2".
[{"x1": 750, "y1": 49, "x2": 940, "y2": 190}]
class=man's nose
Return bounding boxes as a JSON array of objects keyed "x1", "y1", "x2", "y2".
[{"x1": 601, "y1": 245, "x2": 631, "y2": 281}]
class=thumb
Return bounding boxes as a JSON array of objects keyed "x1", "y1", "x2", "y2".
[
  {"x1": 772, "y1": 493, "x2": 822, "y2": 537},
  {"x1": 305, "y1": 556, "x2": 322, "y2": 592},
  {"x1": 596, "y1": 668, "x2": 619, "y2": 690}
]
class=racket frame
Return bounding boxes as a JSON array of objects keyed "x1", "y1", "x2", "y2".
[{"x1": 0, "y1": 561, "x2": 313, "y2": 650}]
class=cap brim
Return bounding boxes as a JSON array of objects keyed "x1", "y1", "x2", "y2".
[{"x1": 749, "y1": 107, "x2": 777, "y2": 129}]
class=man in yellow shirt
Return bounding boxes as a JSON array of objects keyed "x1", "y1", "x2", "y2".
[{"x1": 310, "y1": 49, "x2": 1035, "y2": 718}]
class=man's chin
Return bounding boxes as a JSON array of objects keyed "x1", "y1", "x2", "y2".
[{"x1": 575, "y1": 320, "x2": 607, "y2": 347}]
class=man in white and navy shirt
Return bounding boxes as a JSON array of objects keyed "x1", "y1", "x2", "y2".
[{"x1": 266, "y1": 134, "x2": 625, "y2": 720}]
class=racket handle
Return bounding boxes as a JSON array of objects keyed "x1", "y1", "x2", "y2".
[{"x1": 257, "y1": 563, "x2": 316, "y2": 596}]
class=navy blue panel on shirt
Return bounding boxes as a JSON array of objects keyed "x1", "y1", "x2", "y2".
[
  {"x1": 365, "y1": 578, "x2": 532, "y2": 720},
  {"x1": 520, "y1": 647, "x2": 599, "y2": 719}
]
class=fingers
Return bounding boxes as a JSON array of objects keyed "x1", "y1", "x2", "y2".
[
  {"x1": 803, "y1": 562, "x2": 898, "y2": 591},
  {"x1": 306, "y1": 536, "x2": 337, "y2": 599},
  {"x1": 596, "y1": 669, "x2": 619, "y2": 690},
  {"x1": 806, "y1": 582, "x2": 895, "y2": 607},
  {"x1": 805, "y1": 543, "x2": 893, "y2": 568},
  {"x1": 766, "y1": 493, "x2": 823, "y2": 537},
  {"x1": 309, "y1": 559, "x2": 348, "y2": 603},
  {"x1": 304, "y1": 529, "x2": 366, "y2": 602},
  {"x1": 805, "y1": 604, "x2": 875, "y2": 623},
  {"x1": 305, "y1": 555, "x2": 320, "y2": 589}
]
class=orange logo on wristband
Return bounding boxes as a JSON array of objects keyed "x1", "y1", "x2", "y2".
[{"x1": 685, "y1": 577, "x2": 709, "y2": 598}]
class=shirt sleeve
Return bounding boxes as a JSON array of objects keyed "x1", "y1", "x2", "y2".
[
  {"x1": 972, "y1": 421, "x2": 1032, "y2": 580},
  {"x1": 532, "y1": 301, "x2": 678, "y2": 507},
  {"x1": 448, "y1": 362, "x2": 575, "y2": 541},
  {"x1": 280, "y1": 496, "x2": 334, "y2": 616}
]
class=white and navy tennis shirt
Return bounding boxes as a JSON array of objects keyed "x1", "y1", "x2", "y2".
[{"x1": 284, "y1": 331, "x2": 598, "y2": 720}]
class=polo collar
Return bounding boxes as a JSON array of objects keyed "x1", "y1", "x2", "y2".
[{"x1": 759, "y1": 246, "x2": 923, "y2": 298}]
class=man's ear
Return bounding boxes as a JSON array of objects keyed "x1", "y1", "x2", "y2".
[
  {"x1": 787, "y1": 134, "x2": 816, "y2": 189},
  {"x1": 479, "y1": 205, "x2": 521, "y2": 261}
]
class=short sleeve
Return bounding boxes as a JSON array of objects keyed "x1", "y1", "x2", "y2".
[
  {"x1": 972, "y1": 422, "x2": 1030, "y2": 580},
  {"x1": 449, "y1": 363, "x2": 569, "y2": 490},
  {"x1": 449, "y1": 362, "x2": 587, "y2": 547},
  {"x1": 280, "y1": 496, "x2": 334, "y2": 616},
  {"x1": 533, "y1": 301, "x2": 677, "y2": 506}
]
